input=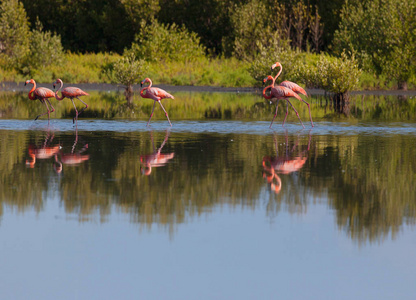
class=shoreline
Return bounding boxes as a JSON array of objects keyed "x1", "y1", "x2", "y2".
[{"x1": 1, "y1": 81, "x2": 415, "y2": 96}]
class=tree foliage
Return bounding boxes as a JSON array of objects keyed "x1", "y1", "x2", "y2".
[
  {"x1": 313, "y1": 51, "x2": 362, "y2": 94},
  {"x1": 0, "y1": 0, "x2": 30, "y2": 68},
  {"x1": 22, "y1": 19, "x2": 64, "y2": 75},
  {"x1": 332, "y1": 0, "x2": 416, "y2": 89},
  {"x1": 128, "y1": 20, "x2": 206, "y2": 63}
]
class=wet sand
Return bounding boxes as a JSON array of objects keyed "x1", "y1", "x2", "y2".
[{"x1": 1, "y1": 81, "x2": 415, "y2": 96}]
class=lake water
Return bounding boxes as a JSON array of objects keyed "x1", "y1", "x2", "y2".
[{"x1": 0, "y1": 91, "x2": 416, "y2": 300}]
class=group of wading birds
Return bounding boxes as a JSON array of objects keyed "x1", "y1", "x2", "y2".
[{"x1": 25, "y1": 61, "x2": 314, "y2": 128}]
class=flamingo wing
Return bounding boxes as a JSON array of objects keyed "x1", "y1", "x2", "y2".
[
  {"x1": 280, "y1": 81, "x2": 307, "y2": 97},
  {"x1": 273, "y1": 86, "x2": 303, "y2": 101},
  {"x1": 152, "y1": 87, "x2": 174, "y2": 100},
  {"x1": 62, "y1": 87, "x2": 89, "y2": 97},
  {"x1": 35, "y1": 87, "x2": 55, "y2": 98}
]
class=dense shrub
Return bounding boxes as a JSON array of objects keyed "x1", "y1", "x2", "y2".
[
  {"x1": 332, "y1": 0, "x2": 416, "y2": 89},
  {"x1": 312, "y1": 52, "x2": 362, "y2": 94},
  {"x1": 129, "y1": 20, "x2": 206, "y2": 63},
  {"x1": 0, "y1": 0, "x2": 30, "y2": 68},
  {"x1": 22, "y1": 19, "x2": 64, "y2": 76}
]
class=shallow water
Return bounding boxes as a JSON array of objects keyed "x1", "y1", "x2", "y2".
[{"x1": 1, "y1": 92, "x2": 416, "y2": 300}]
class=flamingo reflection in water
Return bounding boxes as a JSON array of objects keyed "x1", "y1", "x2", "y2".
[
  {"x1": 140, "y1": 130, "x2": 175, "y2": 175},
  {"x1": 54, "y1": 130, "x2": 89, "y2": 173},
  {"x1": 26, "y1": 131, "x2": 61, "y2": 168},
  {"x1": 262, "y1": 131, "x2": 312, "y2": 194}
]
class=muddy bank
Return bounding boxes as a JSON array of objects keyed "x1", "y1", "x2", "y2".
[{"x1": 1, "y1": 81, "x2": 415, "y2": 96}]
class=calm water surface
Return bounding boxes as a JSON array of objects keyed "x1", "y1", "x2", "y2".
[{"x1": 0, "y1": 91, "x2": 416, "y2": 300}]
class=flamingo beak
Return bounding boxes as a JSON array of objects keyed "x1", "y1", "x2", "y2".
[{"x1": 53, "y1": 84, "x2": 56, "y2": 90}]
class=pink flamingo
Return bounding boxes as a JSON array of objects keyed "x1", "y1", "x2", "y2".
[
  {"x1": 271, "y1": 62, "x2": 314, "y2": 127},
  {"x1": 140, "y1": 131, "x2": 175, "y2": 175},
  {"x1": 53, "y1": 78, "x2": 89, "y2": 124},
  {"x1": 263, "y1": 75, "x2": 305, "y2": 128},
  {"x1": 140, "y1": 78, "x2": 174, "y2": 127},
  {"x1": 25, "y1": 79, "x2": 56, "y2": 122}
]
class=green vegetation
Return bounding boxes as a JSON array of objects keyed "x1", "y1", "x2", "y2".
[{"x1": 0, "y1": 0, "x2": 415, "y2": 91}]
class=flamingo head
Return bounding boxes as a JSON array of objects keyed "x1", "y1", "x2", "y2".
[
  {"x1": 53, "y1": 78, "x2": 62, "y2": 90},
  {"x1": 271, "y1": 62, "x2": 281, "y2": 70},
  {"x1": 140, "y1": 78, "x2": 152, "y2": 87},
  {"x1": 140, "y1": 164, "x2": 152, "y2": 176},
  {"x1": 263, "y1": 76, "x2": 274, "y2": 84},
  {"x1": 25, "y1": 79, "x2": 35, "y2": 86}
]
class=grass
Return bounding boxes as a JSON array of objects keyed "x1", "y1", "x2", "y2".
[{"x1": 0, "y1": 52, "x2": 414, "y2": 90}]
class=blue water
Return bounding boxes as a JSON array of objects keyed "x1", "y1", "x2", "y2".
[
  {"x1": 0, "y1": 118, "x2": 415, "y2": 300},
  {"x1": 0, "y1": 119, "x2": 415, "y2": 136}
]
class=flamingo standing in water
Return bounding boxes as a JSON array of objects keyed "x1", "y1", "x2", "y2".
[
  {"x1": 271, "y1": 62, "x2": 314, "y2": 127},
  {"x1": 53, "y1": 78, "x2": 89, "y2": 124},
  {"x1": 25, "y1": 79, "x2": 56, "y2": 122},
  {"x1": 263, "y1": 75, "x2": 305, "y2": 128},
  {"x1": 140, "y1": 78, "x2": 174, "y2": 127}
]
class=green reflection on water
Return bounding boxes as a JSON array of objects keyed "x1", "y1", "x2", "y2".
[
  {"x1": 0, "y1": 128, "x2": 415, "y2": 244},
  {"x1": 1, "y1": 91, "x2": 416, "y2": 122}
]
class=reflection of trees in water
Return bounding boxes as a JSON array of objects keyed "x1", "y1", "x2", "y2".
[
  {"x1": 1, "y1": 129, "x2": 416, "y2": 244},
  {"x1": 325, "y1": 135, "x2": 416, "y2": 244}
]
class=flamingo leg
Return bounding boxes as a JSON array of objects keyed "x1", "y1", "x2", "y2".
[
  {"x1": 71, "y1": 98, "x2": 79, "y2": 124},
  {"x1": 158, "y1": 101, "x2": 172, "y2": 127},
  {"x1": 76, "y1": 97, "x2": 88, "y2": 118},
  {"x1": 301, "y1": 99, "x2": 314, "y2": 127},
  {"x1": 269, "y1": 99, "x2": 280, "y2": 128},
  {"x1": 282, "y1": 100, "x2": 289, "y2": 127},
  {"x1": 147, "y1": 101, "x2": 156, "y2": 127},
  {"x1": 286, "y1": 100, "x2": 305, "y2": 128},
  {"x1": 35, "y1": 99, "x2": 51, "y2": 121}
]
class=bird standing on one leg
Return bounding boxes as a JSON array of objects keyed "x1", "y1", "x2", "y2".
[
  {"x1": 53, "y1": 78, "x2": 89, "y2": 124},
  {"x1": 25, "y1": 79, "x2": 56, "y2": 123},
  {"x1": 140, "y1": 78, "x2": 174, "y2": 127}
]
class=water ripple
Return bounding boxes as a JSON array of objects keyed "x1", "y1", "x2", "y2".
[{"x1": 0, "y1": 119, "x2": 415, "y2": 136}]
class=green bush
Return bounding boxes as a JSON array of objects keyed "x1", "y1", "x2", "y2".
[
  {"x1": 312, "y1": 52, "x2": 362, "y2": 94},
  {"x1": 107, "y1": 53, "x2": 147, "y2": 90},
  {"x1": 332, "y1": 0, "x2": 416, "y2": 89},
  {"x1": 129, "y1": 20, "x2": 206, "y2": 63},
  {"x1": 0, "y1": 0, "x2": 30, "y2": 68},
  {"x1": 21, "y1": 19, "x2": 64, "y2": 76}
]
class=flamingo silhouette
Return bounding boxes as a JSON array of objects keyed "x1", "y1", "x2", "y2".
[
  {"x1": 54, "y1": 130, "x2": 89, "y2": 173},
  {"x1": 25, "y1": 131, "x2": 60, "y2": 168},
  {"x1": 140, "y1": 78, "x2": 174, "y2": 127},
  {"x1": 53, "y1": 78, "x2": 89, "y2": 124},
  {"x1": 263, "y1": 75, "x2": 305, "y2": 128},
  {"x1": 262, "y1": 131, "x2": 311, "y2": 194},
  {"x1": 271, "y1": 62, "x2": 314, "y2": 127},
  {"x1": 25, "y1": 79, "x2": 56, "y2": 122},
  {"x1": 140, "y1": 130, "x2": 175, "y2": 175}
]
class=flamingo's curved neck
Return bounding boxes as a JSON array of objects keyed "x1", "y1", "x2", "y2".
[
  {"x1": 55, "y1": 80, "x2": 65, "y2": 100},
  {"x1": 147, "y1": 79, "x2": 153, "y2": 88},
  {"x1": 28, "y1": 82, "x2": 36, "y2": 100},
  {"x1": 273, "y1": 64, "x2": 282, "y2": 82},
  {"x1": 262, "y1": 77, "x2": 275, "y2": 100},
  {"x1": 140, "y1": 79, "x2": 152, "y2": 97}
]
